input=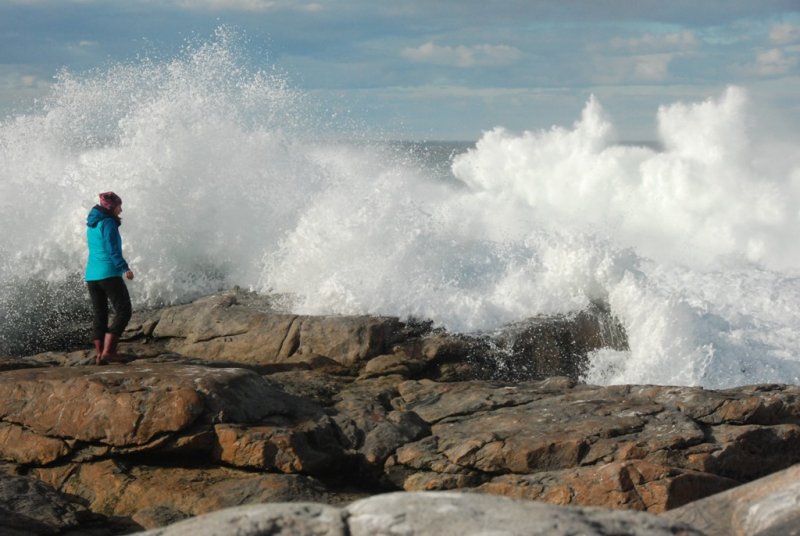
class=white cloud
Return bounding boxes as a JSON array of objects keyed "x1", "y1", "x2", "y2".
[
  {"x1": 769, "y1": 23, "x2": 800, "y2": 44},
  {"x1": 594, "y1": 31, "x2": 699, "y2": 84},
  {"x1": 610, "y1": 31, "x2": 698, "y2": 51},
  {"x1": 592, "y1": 54, "x2": 675, "y2": 84},
  {"x1": 632, "y1": 54, "x2": 673, "y2": 81},
  {"x1": 401, "y1": 41, "x2": 521, "y2": 68},
  {"x1": 752, "y1": 48, "x2": 798, "y2": 76}
]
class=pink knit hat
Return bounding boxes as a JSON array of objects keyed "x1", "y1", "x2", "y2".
[{"x1": 99, "y1": 192, "x2": 122, "y2": 211}]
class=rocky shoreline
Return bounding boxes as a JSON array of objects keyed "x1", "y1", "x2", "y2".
[{"x1": 1, "y1": 288, "x2": 799, "y2": 535}]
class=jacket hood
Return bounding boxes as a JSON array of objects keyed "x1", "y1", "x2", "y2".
[{"x1": 87, "y1": 205, "x2": 120, "y2": 228}]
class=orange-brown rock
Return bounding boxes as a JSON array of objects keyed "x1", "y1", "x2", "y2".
[
  {"x1": 0, "y1": 365, "x2": 203, "y2": 447},
  {"x1": 213, "y1": 419, "x2": 341, "y2": 474},
  {"x1": 477, "y1": 460, "x2": 738, "y2": 512},
  {"x1": 33, "y1": 459, "x2": 327, "y2": 520},
  {"x1": 386, "y1": 378, "x2": 800, "y2": 511},
  {"x1": 0, "y1": 422, "x2": 70, "y2": 465},
  {"x1": 0, "y1": 363, "x2": 299, "y2": 465}
]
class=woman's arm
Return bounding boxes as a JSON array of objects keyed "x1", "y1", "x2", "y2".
[{"x1": 101, "y1": 220, "x2": 131, "y2": 274}]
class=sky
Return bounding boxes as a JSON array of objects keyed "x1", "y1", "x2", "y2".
[{"x1": 1, "y1": 0, "x2": 799, "y2": 140}]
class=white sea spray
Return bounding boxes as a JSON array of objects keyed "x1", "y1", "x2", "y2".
[{"x1": 1, "y1": 29, "x2": 799, "y2": 388}]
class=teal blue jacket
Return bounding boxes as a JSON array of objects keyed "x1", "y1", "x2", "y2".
[{"x1": 85, "y1": 206, "x2": 130, "y2": 281}]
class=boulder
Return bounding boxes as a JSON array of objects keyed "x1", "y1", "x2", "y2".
[
  {"x1": 360, "y1": 351, "x2": 427, "y2": 379},
  {"x1": 296, "y1": 316, "x2": 405, "y2": 367},
  {"x1": 137, "y1": 503, "x2": 346, "y2": 536},
  {"x1": 489, "y1": 304, "x2": 628, "y2": 381},
  {"x1": 410, "y1": 306, "x2": 628, "y2": 383},
  {"x1": 345, "y1": 492, "x2": 701, "y2": 536},
  {"x1": 664, "y1": 464, "x2": 800, "y2": 536},
  {"x1": 213, "y1": 417, "x2": 343, "y2": 474},
  {"x1": 145, "y1": 291, "x2": 405, "y2": 366},
  {"x1": 138, "y1": 491, "x2": 699, "y2": 536}
]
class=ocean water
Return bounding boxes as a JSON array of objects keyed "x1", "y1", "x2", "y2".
[{"x1": 2, "y1": 30, "x2": 800, "y2": 388}]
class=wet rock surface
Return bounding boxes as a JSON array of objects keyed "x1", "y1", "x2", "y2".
[{"x1": 1, "y1": 289, "x2": 799, "y2": 534}]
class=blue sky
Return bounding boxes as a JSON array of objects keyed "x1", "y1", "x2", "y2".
[{"x1": 1, "y1": 0, "x2": 799, "y2": 140}]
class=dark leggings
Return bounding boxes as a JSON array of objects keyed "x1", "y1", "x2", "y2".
[{"x1": 87, "y1": 277, "x2": 132, "y2": 340}]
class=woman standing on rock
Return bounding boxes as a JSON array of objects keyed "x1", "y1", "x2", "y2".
[{"x1": 85, "y1": 191, "x2": 134, "y2": 365}]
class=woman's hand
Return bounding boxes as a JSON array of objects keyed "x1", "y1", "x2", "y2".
[{"x1": 125, "y1": 271, "x2": 134, "y2": 280}]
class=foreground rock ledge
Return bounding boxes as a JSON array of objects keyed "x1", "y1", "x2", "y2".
[{"x1": 138, "y1": 491, "x2": 701, "y2": 536}]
